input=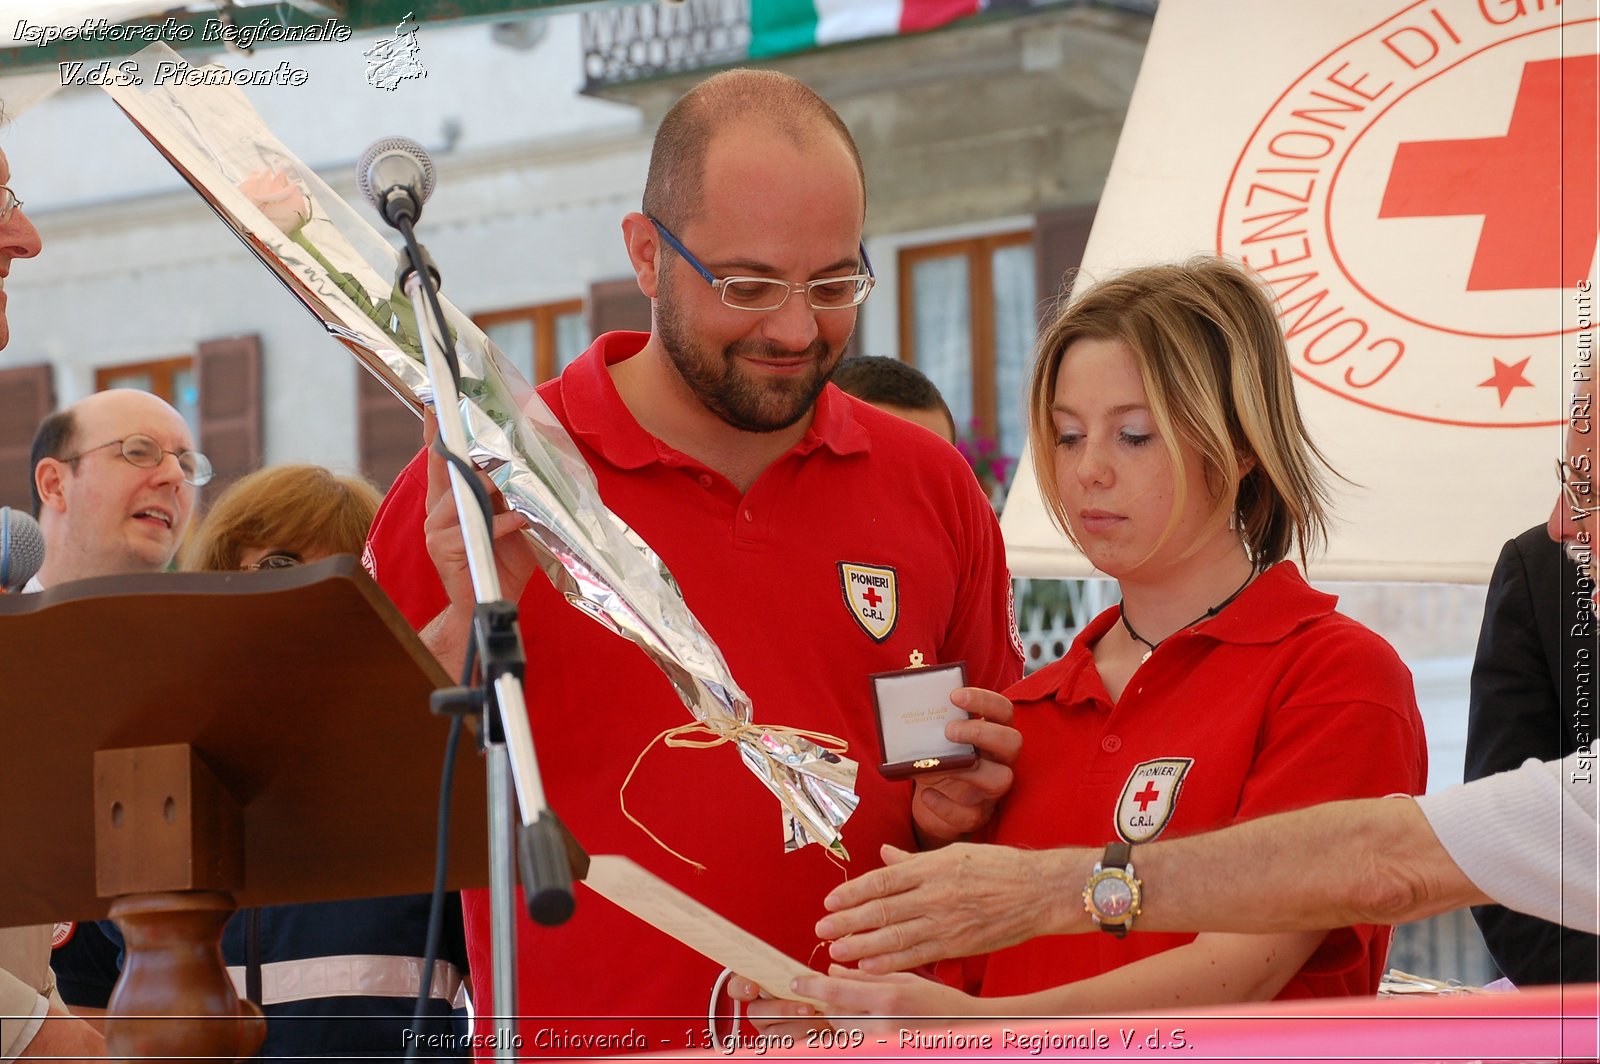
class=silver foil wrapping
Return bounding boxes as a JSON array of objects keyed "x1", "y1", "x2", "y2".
[{"x1": 103, "y1": 44, "x2": 859, "y2": 857}]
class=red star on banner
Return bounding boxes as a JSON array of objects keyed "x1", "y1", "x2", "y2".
[{"x1": 1477, "y1": 357, "x2": 1534, "y2": 407}]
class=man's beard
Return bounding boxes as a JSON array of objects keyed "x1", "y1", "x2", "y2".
[{"x1": 656, "y1": 274, "x2": 842, "y2": 433}]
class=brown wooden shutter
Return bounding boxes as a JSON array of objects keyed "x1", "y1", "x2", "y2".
[
  {"x1": 0, "y1": 364, "x2": 55, "y2": 512},
  {"x1": 1034, "y1": 204, "x2": 1098, "y2": 324},
  {"x1": 588, "y1": 277, "x2": 651, "y2": 337},
  {"x1": 357, "y1": 365, "x2": 422, "y2": 490},
  {"x1": 196, "y1": 335, "x2": 262, "y2": 502}
]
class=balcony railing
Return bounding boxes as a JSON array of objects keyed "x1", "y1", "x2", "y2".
[
  {"x1": 581, "y1": 0, "x2": 750, "y2": 91},
  {"x1": 581, "y1": 0, "x2": 1160, "y2": 93}
]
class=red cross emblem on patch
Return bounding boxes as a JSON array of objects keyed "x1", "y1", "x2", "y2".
[
  {"x1": 1115, "y1": 757, "x2": 1194, "y2": 843},
  {"x1": 838, "y1": 562, "x2": 899, "y2": 642}
]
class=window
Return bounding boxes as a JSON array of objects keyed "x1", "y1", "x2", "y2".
[
  {"x1": 899, "y1": 231, "x2": 1037, "y2": 471},
  {"x1": 95, "y1": 356, "x2": 199, "y2": 432},
  {"x1": 0, "y1": 364, "x2": 54, "y2": 510},
  {"x1": 474, "y1": 299, "x2": 588, "y2": 384}
]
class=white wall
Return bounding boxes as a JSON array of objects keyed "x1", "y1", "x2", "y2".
[{"x1": 2, "y1": 13, "x2": 646, "y2": 467}]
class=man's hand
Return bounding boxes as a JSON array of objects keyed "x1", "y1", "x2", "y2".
[
  {"x1": 19, "y1": 1008, "x2": 107, "y2": 1060},
  {"x1": 421, "y1": 407, "x2": 541, "y2": 606},
  {"x1": 909, "y1": 687, "x2": 1020, "y2": 846},
  {"x1": 816, "y1": 842, "x2": 1072, "y2": 972},
  {"x1": 418, "y1": 408, "x2": 542, "y2": 671}
]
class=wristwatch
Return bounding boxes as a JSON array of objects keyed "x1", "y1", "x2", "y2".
[{"x1": 1082, "y1": 841, "x2": 1142, "y2": 937}]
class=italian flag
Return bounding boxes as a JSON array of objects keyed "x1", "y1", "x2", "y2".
[{"x1": 750, "y1": 0, "x2": 987, "y2": 59}]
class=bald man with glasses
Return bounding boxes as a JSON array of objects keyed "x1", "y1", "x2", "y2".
[
  {"x1": 3, "y1": 393, "x2": 210, "y2": 1059},
  {"x1": 27, "y1": 393, "x2": 210, "y2": 590},
  {"x1": 365, "y1": 68, "x2": 1024, "y2": 1037}
]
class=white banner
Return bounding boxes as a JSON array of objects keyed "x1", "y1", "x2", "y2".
[{"x1": 1002, "y1": 0, "x2": 1599, "y2": 582}]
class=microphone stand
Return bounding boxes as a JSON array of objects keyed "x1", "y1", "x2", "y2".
[{"x1": 392, "y1": 214, "x2": 578, "y2": 1057}]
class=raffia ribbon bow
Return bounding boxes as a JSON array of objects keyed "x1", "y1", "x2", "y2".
[{"x1": 621, "y1": 719, "x2": 856, "y2": 870}]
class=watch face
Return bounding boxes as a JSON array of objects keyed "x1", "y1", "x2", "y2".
[{"x1": 1092, "y1": 876, "x2": 1133, "y2": 918}]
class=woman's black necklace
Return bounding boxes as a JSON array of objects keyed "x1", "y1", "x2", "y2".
[{"x1": 1120, "y1": 568, "x2": 1257, "y2": 664}]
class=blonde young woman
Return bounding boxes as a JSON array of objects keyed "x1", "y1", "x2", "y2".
[{"x1": 739, "y1": 258, "x2": 1428, "y2": 1024}]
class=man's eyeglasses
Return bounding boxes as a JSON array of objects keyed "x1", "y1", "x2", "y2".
[
  {"x1": 0, "y1": 186, "x2": 22, "y2": 225},
  {"x1": 649, "y1": 215, "x2": 874, "y2": 312},
  {"x1": 63, "y1": 435, "x2": 213, "y2": 487},
  {"x1": 1557, "y1": 458, "x2": 1600, "y2": 517},
  {"x1": 244, "y1": 551, "x2": 301, "y2": 572}
]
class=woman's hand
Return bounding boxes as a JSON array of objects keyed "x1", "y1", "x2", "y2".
[
  {"x1": 730, "y1": 967, "x2": 980, "y2": 1039},
  {"x1": 790, "y1": 965, "x2": 981, "y2": 1032},
  {"x1": 726, "y1": 974, "x2": 831, "y2": 1040}
]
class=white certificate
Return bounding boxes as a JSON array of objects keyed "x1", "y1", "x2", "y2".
[{"x1": 582, "y1": 855, "x2": 829, "y2": 1008}]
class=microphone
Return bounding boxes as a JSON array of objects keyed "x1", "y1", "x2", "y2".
[
  {"x1": 356, "y1": 136, "x2": 436, "y2": 228},
  {"x1": 0, "y1": 506, "x2": 45, "y2": 592}
]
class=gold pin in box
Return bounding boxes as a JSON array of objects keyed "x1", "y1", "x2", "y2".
[{"x1": 869, "y1": 660, "x2": 975, "y2": 780}]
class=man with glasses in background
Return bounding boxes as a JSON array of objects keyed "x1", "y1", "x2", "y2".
[
  {"x1": 8, "y1": 390, "x2": 209, "y2": 1057},
  {"x1": 365, "y1": 68, "x2": 1023, "y2": 1042},
  {"x1": 27, "y1": 399, "x2": 209, "y2": 590}
]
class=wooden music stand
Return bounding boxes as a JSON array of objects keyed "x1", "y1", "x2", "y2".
[{"x1": 0, "y1": 556, "x2": 488, "y2": 1061}]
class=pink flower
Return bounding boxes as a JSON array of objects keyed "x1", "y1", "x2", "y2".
[{"x1": 238, "y1": 169, "x2": 310, "y2": 234}]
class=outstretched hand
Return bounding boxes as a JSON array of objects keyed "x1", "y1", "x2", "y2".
[{"x1": 816, "y1": 842, "x2": 1069, "y2": 972}]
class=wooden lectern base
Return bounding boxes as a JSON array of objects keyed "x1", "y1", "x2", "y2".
[
  {"x1": 95, "y1": 745, "x2": 261, "y2": 1063},
  {"x1": 0, "y1": 563, "x2": 487, "y2": 1061},
  {"x1": 105, "y1": 892, "x2": 264, "y2": 1063}
]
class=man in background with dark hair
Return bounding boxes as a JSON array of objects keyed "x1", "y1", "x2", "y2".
[{"x1": 831, "y1": 355, "x2": 957, "y2": 443}]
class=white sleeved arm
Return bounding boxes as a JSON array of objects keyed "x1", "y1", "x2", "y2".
[{"x1": 1417, "y1": 752, "x2": 1599, "y2": 934}]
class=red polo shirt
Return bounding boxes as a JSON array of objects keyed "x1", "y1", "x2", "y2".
[
  {"x1": 365, "y1": 333, "x2": 1022, "y2": 1046},
  {"x1": 973, "y1": 561, "x2": 1427, "y2": 1001}
]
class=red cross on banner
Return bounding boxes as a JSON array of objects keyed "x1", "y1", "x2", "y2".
[{"x1": 1380, "y1": 54, "x2": 1600, "y2": 291}]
